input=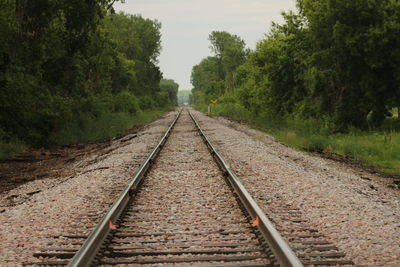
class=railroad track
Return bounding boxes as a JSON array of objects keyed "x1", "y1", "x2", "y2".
[{"x1": 26, "y1": 109, "x2": 351, "y2": 266}]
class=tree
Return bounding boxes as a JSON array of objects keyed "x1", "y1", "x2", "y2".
[
  {"x1": 190, "y1": 32, "x2": 248, "y2": 107},
  {"x1": 298, "y1": 0, "x2": 400, "y2": 129},
  {"x1": 209, "y1": 31, "x2": 248, "y2": 92},
  {"x1": 191, "y1": 56, "x2": 224, "y2": 105},
  {"x1": 0, "y1": 2, "x2": 166, "y2": 147},
  {"x1": 191, "y1": 0, "x2": 400, "y2": 130},
  {"x1": 159, "y1": 79, "x2": 179, "y2": 107}
]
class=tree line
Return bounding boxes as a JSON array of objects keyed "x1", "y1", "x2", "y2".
[
  {"x1": 191, "y1": 0, "x2": 400, "y2": 131},
  {"x1": 0, "y1": 0, "x2": 178, "y2": 147}
]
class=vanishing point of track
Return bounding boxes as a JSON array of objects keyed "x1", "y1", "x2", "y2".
[{"x1": 28, "y1": 109, "x2": 344, "y2": 266}]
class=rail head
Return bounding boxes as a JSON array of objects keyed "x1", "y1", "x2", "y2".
[
  {"x1": 188, "y1": 109, "x2": 304, "y2": 267},
  {"x1": 68, "y1": 109, "x2": 182, "y2": 267}
]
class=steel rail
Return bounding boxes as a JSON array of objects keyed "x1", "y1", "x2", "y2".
[
  {"x1": 68, "y1": 109, "x2": 182, "y2": 267},
  {"x1": 188, "y1": 110, "x2": 304, "y2": 267}
]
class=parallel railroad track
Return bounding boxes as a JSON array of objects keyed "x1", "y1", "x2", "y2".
[{"x1": 26, "y1": 109, "x2": 352, "y2": 266}]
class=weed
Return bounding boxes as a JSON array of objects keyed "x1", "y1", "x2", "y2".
[
  {"x1": 199, "y1": 105, "x2": 400, "y2": 175},
  {"x1": 49, "y1": 110, "x2": 167, "y2": 146},
  {"x1": 0, "y1": 109, "x2": 169, "y2": 160},
  {"x1": 0, "y1": 139, "x2": 25, "y2": 161}
]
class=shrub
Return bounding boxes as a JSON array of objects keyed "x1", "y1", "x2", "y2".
[
  {"x1": 213, "y1": 102, "x2": 252, "y2": 121},
  {"x1": 114, "y1": 91, "x2": 140, "y2": 114}
]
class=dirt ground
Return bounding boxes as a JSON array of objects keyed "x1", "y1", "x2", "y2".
[{"x1": 0, "y1": 125, "x2": 144, "y2": 208}]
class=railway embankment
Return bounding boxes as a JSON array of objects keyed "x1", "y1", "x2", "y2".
[{"x1": 0, "y1": 109, "x2": 399, "y2": 266}]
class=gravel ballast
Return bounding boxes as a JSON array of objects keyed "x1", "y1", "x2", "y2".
[
  {"x1": 1, "y1": 108, "x2": 399, "y2": 266},
  {"x1": 96, "y1": 111, "x2": 271, "y2": 266},
  {"x1": 0, "y1": 111, "x2": 177, "y2": 266},
  {"x1": 191, "y1": 109, "x2": 400, "y2": 266}
]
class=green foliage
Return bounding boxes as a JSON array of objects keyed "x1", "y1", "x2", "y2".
[
  {"x1": 0, "y1": 140, "x2": 25, "y2": 161},
  {"x1": 275, "y1": 124, "x2": 400, "y2": 175},
  {"x1": 188, "y1": 1, "x2": 400, "y2": 174},
  {"x1": 48, "y1": 110, "x2": 167, "y2": 146},
  {"x1": 213, "y1": 109, "x2": 400, "y2": 175},
  {"x1": 159, "y1": 79, "x2": 179, "y2": 107},
  {"x1": 191, "y1": 0, "x2": 400, "y2": 132},
  {"x1": 296, "y1": 0, "x2": 400, "y2": 129},
  {"x1": 191, "y1": 32, "x2": 248, "y2": 107},
  {"x1": 0, "y1": 128, "x2": 25, "y2": 161},
  {"x1": 104, "y1": 13, "x2": 163, "y2": 96},
  {"x1": 331, "y1": 131, "x2": 400, "y2": 173},
  {"x1": 191, "y1": 56, "x2": 223, "y2": 103},
  {"x1": 209, "y1": 31, "x2": 248, "y2": 91},
  {"x1": 0, "y1": 2, "x2": 178, "y2": 158},
  {"x1": 114, "y1": 91, "x2": 140, "y2": 114},
  {"x1": 212, "y1": 102, "x2": 253, "y2": 122}
]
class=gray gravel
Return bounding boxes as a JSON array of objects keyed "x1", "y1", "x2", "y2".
[
  {"x1": 97, "y1": 111, "x2": 271, "y2": 266},
  {"x1": 0, "y1": 111, "x2": 177, "y2": 266},
  {"x1": 191, "y1": 109, "x2": 400, "y2": 266}
]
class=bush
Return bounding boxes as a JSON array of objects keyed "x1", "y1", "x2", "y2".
[
  {"x1": 213, "y1": 102, "x2": 252, "y2": 121},
  {"x1": 114, "y1": 91, "x2": 140, "y2": 114},
  {"x1": 138, "y1": 95, "x2": 156, "y2": 110}
]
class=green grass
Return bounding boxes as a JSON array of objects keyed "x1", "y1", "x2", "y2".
[
  {"x1": 195, "y1": 102, "x2": 253, "y2": 121},
  {"x1": 272, "y1": 124, "x2": 400, "y2": 175},
  {"x1": 198, "y1": 104, "x2": 400, "y2": 175},
  {"x1": 267, "y1": 120, "x2": 400, "y2": 175},
  {"x1": 273, "y1": 130, "x2": 400, "y2": 174},
  {"x1": 0, "y1": 139, "x2": 25, "y2": 161},
  {"x1": 0, "y1": 109, "x2": 169, "y2": 161},
  {"x1": 331, "y1": 132, "x2": 400, "y2": 174},
  {"x1": 212, "y1": 103, "x2": 253, "y2": 121},
  {"x1": 48, "y1": 109, "x2": 168, "y2": 146}
]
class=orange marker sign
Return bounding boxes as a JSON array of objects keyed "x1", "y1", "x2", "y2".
[
  {"x1": 109, "y1": 220, "x2": 118, "y2": 229},
  {"x1": 251, "y1": 216, "x2": 259, "y2": 226}
]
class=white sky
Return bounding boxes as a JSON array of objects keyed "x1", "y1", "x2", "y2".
[{"x1": 113, "y1": 0, "x2": 297, "y2": 90}]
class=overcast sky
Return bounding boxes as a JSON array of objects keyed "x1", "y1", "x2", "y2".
[{"x1": 113, "y1": 0, "x2": 297, "y2": 90}]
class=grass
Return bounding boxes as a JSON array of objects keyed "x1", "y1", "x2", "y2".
[
  {"x1": 274, "y1": 129, "x2": 400, "y2": 174},
  {"x1": 199, "y1": 103, "x2": 400, "y2": 175},
  {"x1": 48, "y1": 109, "x2": 168, "y2": 145},
  {"x1": 270, "y1": 118, "x2": 400, "y2": 175},
  {"x1": 0, "y1": 139, "x2": 25, "y2": 161},
  {"x1": 331, "y1": 132, "x2": 400, "y2": 174},
  {"x1": 195, "y1": 102, "x2": 253, "y2": 121},
  {"x1": 268, "y1": 121, "x2": 400, "y2": 175},
  {"x1": 0, "y1": 109, "x2": 169, "y2": 161}
]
